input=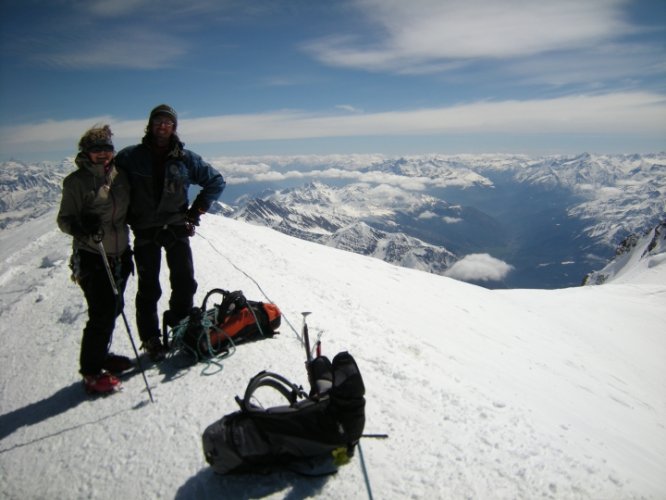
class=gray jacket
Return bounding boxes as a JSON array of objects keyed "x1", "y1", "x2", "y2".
[{"x1": 57, "y1": 153, "x2": 131, "y2": 257}]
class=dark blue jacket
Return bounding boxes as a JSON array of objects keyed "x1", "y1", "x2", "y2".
[{"x1": 116, "y1": 140, "x2": 225, "y2": 231}]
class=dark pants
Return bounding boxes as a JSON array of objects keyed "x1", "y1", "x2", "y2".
[
  {"x1": 77, "y1": 249, "x2": 133, "y2": 376},
  {"x1": 133, "y1": 229, "x2": 197, "y2": 342}
]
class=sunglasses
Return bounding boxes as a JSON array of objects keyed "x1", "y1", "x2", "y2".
[
  {"x1": 88, "y1": 145, "x2": 114, "y2": 153},
  {"x1": 151, "y1": 118, "x2": 175, "y2": 127}
]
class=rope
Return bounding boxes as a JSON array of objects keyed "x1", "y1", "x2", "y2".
[
  {"x1": 199, "y1": 323, "x2": 237, "y2": 376},
  {"x1": 164, "y1": 286, "x2": 276, "y2": 376},
  {"x1": 166, "y1": 310, "x2": 237, "y2": 376},
  {"x1": 196, "y1": 231, "x2": 303, "y2": 345}
]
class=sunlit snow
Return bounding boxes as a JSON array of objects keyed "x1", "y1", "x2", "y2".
[{"x1": 1, "y1": 210, "x2": 664, "y2": 499}]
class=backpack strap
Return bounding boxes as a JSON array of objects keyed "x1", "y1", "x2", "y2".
[
  {"x1": 201, "y1": 288, "x2": 248, "y2": 324},
  {"x1": 200, "y1": 288, "x2": 229, "y2": 312},
  {"x1": 237, "y1": 371, "x2": 308, "y2": 412}
]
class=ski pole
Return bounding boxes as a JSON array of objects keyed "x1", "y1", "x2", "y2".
[{"x1": 96, "y1": 238, "x2": 154, "y2": 403}]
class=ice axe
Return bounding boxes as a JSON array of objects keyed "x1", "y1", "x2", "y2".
[{"x1": 301, "y1": 311, "x2": 312, "y2": 364}]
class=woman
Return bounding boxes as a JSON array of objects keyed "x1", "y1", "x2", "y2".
[{"x1": 57, "y1": 124, "x2": 134, "y2": 394}]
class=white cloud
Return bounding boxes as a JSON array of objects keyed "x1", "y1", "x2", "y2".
[
  {"x1": 211, "y1": 162, "x2": 436, "y2": 191},
  {"x1": 0, "y1": 117, "x2": 144, "y2": 147},
  {"x1": 181, "y1": 92, "x2": 666, "y2": 142},
  {"x1": 504, "y1": 42, "x2": 666, "y2": 86},
  {"x1": 445, "y1": 253, "x2": 514, "y2": 282},
  {"x1": 365, "y1": 183, "x2": 419, "y2": 202},
  {"x1": 7, "y1": 0, "x2": 237, "y2": 70},
  {"x1": 3, "y1": 91, "x2": 665, "y2": 155},
  {"x1": 442, "y1": 216, "x2": 462, "y2": 224},
  {"x1": 305, "y1": 0, "x2": 634, "y2": 73},
  {"x1": 336, "y1": 104, "x2": 363, "y2": 113},
  {"x1": 31, "y1": 31, "x2": 188, "y2": 69}
]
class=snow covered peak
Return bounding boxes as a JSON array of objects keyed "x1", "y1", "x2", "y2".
[
  {"x1": 0, "y1": 159, "x2": 73, "y2": 229},
  {"x1": 367, "y1": 155, "x2": 494, "y2": 188},
  {"x1": 233, "y1": 182, "x2": 469, "y2": 276},
  {"x1": 515, "y1": 152, "x2": 664, "y2": 191},
  {"x1": 322, "y1": 220, "x2": 457, "y2": 274},
  {"x1": 584, "y1": 221, "x2": 666, "y2": 285}
]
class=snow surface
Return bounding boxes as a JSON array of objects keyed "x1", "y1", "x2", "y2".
[{"x1": 1, "y1": 210, "x2": 665, "y2": 499}]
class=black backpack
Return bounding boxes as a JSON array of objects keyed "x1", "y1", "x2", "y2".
[{"x1": 202, "y1": 351, "x2": 366, "y2": 475}]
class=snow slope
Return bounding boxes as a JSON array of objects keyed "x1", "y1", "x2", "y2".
[
  {"x1": 585, "y1": 223, "x2": 666, "y2": 286},
  {"x1": 1, "y1": 211, "x2": 665, "y2": 499}
]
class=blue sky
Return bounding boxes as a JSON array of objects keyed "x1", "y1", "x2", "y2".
[{"x1": 1, "y1": 0, "x2": 665, "y2": 161}]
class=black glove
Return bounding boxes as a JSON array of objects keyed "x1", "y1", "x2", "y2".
[
  {"x1": 91, "y1": 227, "x2": 105, "y2": 243},
  {"x1": 185, "y1": 205, "x2": 205, "y2": 237},
  {"x1": 185, "y1": 206, "x2": 203, "y2": 227},
  {"x1": 80, "y1": 213, "x2": 103, "y2": 240}
]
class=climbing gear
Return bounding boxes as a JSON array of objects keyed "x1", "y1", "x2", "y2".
[{"x1": 166, "y1": 288, "x2": 281, "y2": 368}]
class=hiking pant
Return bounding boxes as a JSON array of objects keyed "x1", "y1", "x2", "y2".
[
  {"x1": 77, "y1": 248, "x2": 133, "y2": 376},
  {"x1": 133, "y1": 227, "x2": 198, "y2": 342}
]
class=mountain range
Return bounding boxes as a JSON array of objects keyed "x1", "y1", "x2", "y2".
[
  {"x1": 223, "y1": 152, "x2": 665, "y2": 288},
  {"x1": 0, "y1": 159, "x2": 71, "y2": 229},
  {"x1": 2, "y1": 152, "x2": 664, "y2": 289}
]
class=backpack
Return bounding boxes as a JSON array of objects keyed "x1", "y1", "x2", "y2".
[
  {"x1": 202, "y1": 351, "x2": 366, "y2": 475},
  {"x1": 166, "y1": 288, "x2": 281, "y2": 362}
]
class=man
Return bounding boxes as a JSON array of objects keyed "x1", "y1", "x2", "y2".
[{"x1": 115, "y1": 104, "x2": 226, "y2": 361}]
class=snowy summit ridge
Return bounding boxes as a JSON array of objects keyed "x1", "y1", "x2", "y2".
[{"x1": 0, "y1": 209, "x2": 665, "y2": 499}]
